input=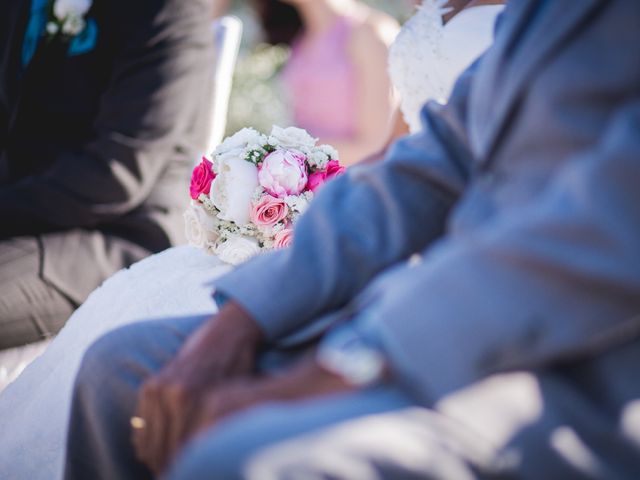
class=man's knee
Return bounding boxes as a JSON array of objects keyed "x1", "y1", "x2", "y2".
[
  {"x1": 77, "y1": 321, "x2": 162, "y2": 383},
  {"x1": 75, "y1": 315, "x2": 209, "y2": 398},
  {"x1": 73, "y1": 324, "x2": 149, "y2": 404}
]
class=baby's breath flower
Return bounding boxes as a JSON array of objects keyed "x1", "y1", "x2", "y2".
[
  {"x1": 318, "y1": 144, "x2": 339, "y2": 160},
  {"x1": 308, "y1": 150, "x2": 329, "y2": 170},
  {"x1": 46, "y1": 22, "x2": 60, "y2": 35}
]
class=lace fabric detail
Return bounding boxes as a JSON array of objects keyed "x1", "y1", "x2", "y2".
[{"x1": 388, "y1": 0, "x2": 451, "y2": 133}]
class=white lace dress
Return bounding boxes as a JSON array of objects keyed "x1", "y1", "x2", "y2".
[
  {"x1": 389, "y1": 0, "x2": 503, "y2": 133},
  {"x1": 0, "y1": 3, "x2": 503, "y2": 478}
]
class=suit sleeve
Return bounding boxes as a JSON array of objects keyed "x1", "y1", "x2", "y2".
[
  {"x1": 213, "y1": 64, "x2": 479, "y2": 341},
  {"x1": 356, "y1": 99, "x2": 640, "y2": 402},
  {"x1": 0, "y1": 0, "x2": 214, "y2": 237}
]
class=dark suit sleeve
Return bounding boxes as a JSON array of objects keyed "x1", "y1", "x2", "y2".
[
  {"x1": 0, "y1": 0, "x2": 214, "y2": 238},
  {"x1": 213, "y1": 62, "x2": 479, "y2": 341}
]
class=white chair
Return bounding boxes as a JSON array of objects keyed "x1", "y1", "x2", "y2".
[{"x1": 206, "y1": 15, "x2": 243, "y2": 155}]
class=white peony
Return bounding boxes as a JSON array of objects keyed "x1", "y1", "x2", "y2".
[
  {"x1": 216, "y1": 235, "x2": 261, "y2": 265},
  {"x1": 258, "y1": 149, "x2": 308, "y2": 198},
  {"x1": 209, "y1": 157, "x2": 259, "y2": 226},
  {"x1": 53, "y1": 0, "x2": 92, "y2": 21},
  {"x1": 184, "y1": 203, "x2": 218, "y2": 249},
  {"x1": 270, "y1": 126, "x2": 317, "y2": 152}
]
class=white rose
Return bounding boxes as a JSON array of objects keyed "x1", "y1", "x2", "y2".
[
  {"x1": 196, "y1": 203, "x2": 219, "y2": 240},
  {"x1": 184, "y1": 203, "x2": 219, "y2": 249},
  {"x1": 184, "y1": 205, "x2": 205, "y2": 248},
  {"x1": 214, "y1": 128, "x2": 264, "y2": 157},
  {"x1": 270, "y1": 126, "x2": 317, "y2": 151},
  {"x1": 266, "y1": 136, "x2": 280, "y2": 148},
  {"x1": 209, "y1": 157, "x2": 259, "y2": 226},
  {"x1": 216, "y1": 236, "x2": 261, "y2": 266},
  {"x1": 54, "y1": 0, "x2": 92, "y2": 21}
]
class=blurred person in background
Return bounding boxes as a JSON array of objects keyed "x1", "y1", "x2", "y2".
[
  {"x1": 0, "y1": 0, "x2": 215, "y2": 351},
  {"x1": 255, "y1": 0, "x2": 399, "y2": 166},
  {"x1": 212, "y1": 0, "x2": 230, "y2": 18}
]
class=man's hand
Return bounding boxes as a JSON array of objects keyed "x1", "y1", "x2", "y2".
[
  {"x1": 132, "y1": 301, "x2": 263, "y2": 473},
  {"x1": 162, "y1": 355, "x2": 356, "y2": 473}
]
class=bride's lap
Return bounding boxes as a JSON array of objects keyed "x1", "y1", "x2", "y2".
[{"x1": 0, "y1": 246, "x2": 229, "y2": 480}]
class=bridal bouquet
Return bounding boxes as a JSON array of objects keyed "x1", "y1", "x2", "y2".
[{"x1": 185, "y1": 126, "x2": 344, "y2": 265}]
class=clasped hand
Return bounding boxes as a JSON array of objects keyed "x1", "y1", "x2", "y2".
[{"x1": 131, "y1": 302, "x2": 352, "y2": 474}]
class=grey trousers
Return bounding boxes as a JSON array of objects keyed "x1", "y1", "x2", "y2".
[
  {"x1": 64, "y1": 314, "x2": 516, "y2": 480},
  {"x1": 0, "y1": 237, "x2": 75, "y2": 350},
  {"x1": 65, "y1": 312, "x2": 640, "y2": 479}
]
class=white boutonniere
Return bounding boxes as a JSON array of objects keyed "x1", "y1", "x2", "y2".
[{"x1": 46, "y1": 0, "x2": 93, "y2": 39}]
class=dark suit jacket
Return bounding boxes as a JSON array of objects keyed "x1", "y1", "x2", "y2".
[{"x1": 0, "y1": 0, "x2": 215, "y2": 302}]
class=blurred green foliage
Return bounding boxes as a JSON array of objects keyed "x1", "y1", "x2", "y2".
[{"x1": 226, "y1": 43, "x2": 291, "y2": 135}]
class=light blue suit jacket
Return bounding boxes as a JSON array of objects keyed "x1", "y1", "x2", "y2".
[{"x1": 216, "y1": 0, "x2": 640, "y2": 408}]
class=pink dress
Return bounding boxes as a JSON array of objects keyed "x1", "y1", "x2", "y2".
[{"x1": 282, "y1": 17, "x2": 358, "y2": 140}]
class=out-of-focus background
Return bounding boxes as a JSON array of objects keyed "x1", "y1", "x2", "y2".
[{"x1": 223, "y1": 0, "x2": 416, "y2": 135}]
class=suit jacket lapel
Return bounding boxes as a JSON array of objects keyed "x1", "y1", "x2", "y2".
[{"x1": 473, "y1": 0, "x2": 605, "y2": 167}]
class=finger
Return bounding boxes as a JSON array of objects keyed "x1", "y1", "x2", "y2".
[
  {"x1": 147, "y1": 386, "x2": 171, "y2": 473},
  {"x1": 133, "y1": 380, "x2": 167, "y2": 473},
  {"x1": 159, "y1": 384, "x2": 192, "y2": 471},
  {"x1": 131, "y1": 384, "x2": 151, "y2": 463},
  {"x1": 182, "y1": 386, "x2": 238, "y2": 444},
  {"x1": 180, "y1": 394, "x2": 213, "y2": 448},
  {"x1": 132, "y1": 382, "x2": 156, "y2": 466}
]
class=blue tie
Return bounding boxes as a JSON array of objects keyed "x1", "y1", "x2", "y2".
[{"x1": 21, "y1": 0, "x2": 49, "y2": 69}]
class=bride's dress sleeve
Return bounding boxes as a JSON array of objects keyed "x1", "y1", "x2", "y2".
[{"x1": 213, "y1": 60, "x2": 481, "y2": 341}]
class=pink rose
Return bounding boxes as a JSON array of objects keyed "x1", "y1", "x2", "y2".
[
  {"x1": 274, "y1": 228, "x2": 294, "y2": 249},
  {"x1": 250, "y1": 195, "x2": 289, "y2": 228},
  {"x1": 306, "y1": 160, "x2": 344, "y2": 193},
  {"x1": 189, "y1": 157, "x2": 216, "y2": 200},
  {"x1": 306, "y1": 171, "x2": 327, "y2": 192},
  {"x1": 258, "y1": 149, "x2": 308, "y2": 198},
  {"x1": 325, "y1": 159, "x2": 345, "y2": 181}
]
